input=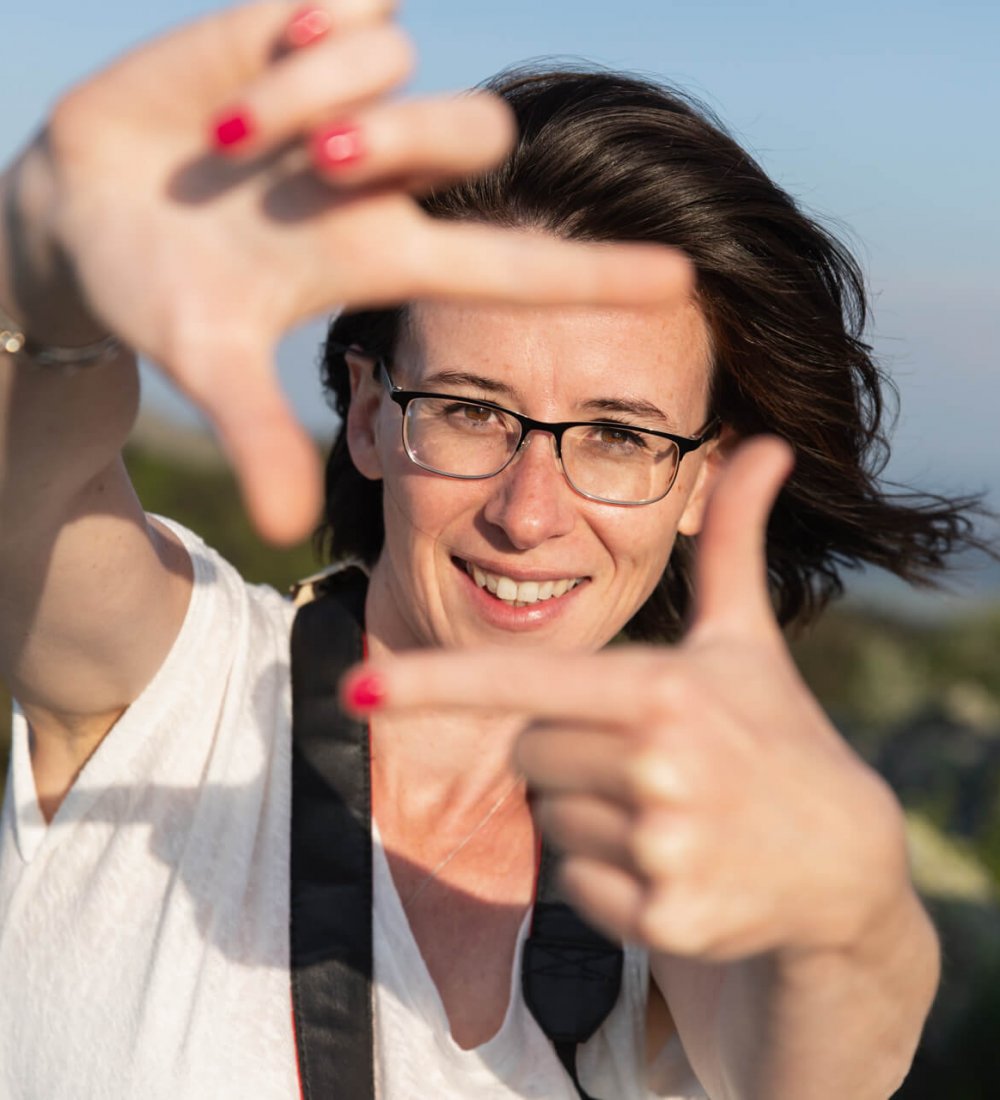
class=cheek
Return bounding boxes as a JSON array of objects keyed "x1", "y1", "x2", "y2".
[
  {"x1": 596, "y1": 503, "x2": 684, "y2": 585},
  {"x1": 380, "y1": 459, "x2": 480, "y2": 551}
]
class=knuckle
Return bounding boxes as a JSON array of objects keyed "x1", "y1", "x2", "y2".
[
  {"x1": 638, "y1": 894, "x2": 713, "y2": 956},
  {"x1": 628, "y1": 812, "x2": 687, "y2": 876},
  {"x1": 624, "y1": 746, "x2": 685, "y2": 807}
]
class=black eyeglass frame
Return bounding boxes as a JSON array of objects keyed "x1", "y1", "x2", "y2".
[{"x1": 375, "y1": 359, "x2": 720, "y2": 507}]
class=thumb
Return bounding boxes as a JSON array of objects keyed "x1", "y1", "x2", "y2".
[
  {"x1": 176, "y1": 343, "x2": 322, "y2": 546},
  {"x1": 690, "y1": 435, "x2": 794, "y2": 638}
]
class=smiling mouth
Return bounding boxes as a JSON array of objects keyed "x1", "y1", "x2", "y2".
[{"x1": 459, "y1": 559, "x2": 585, "y2": 608}]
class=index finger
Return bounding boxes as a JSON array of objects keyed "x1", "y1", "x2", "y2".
[
  {"x1": 340, "y1": 646, "x2": 674, "y2": 724},
  {"x1": 406, "y1": 221, "x2": 694, "y2": 307}
]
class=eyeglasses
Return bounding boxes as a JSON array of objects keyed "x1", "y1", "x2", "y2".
[{"x1": 377, "y1": 361, "x2": 719, "y2": 506}]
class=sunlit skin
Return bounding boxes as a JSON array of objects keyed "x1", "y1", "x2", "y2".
[
  {"x1": 0, "y1": 0, "x2": 941, "y2": 1090},
  {"x1": 346, "y1": 295, "x2": 725, "y2": 658}
]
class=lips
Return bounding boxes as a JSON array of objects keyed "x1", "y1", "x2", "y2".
[{"x1": 461, "y1": 559, "x2": 585, "y2": 607}]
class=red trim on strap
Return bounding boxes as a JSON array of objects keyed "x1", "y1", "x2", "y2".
[
  {"x1": 528, "y1": 817, "x2": 544, "y2": 932},
  {"x1": 291, "y1": 998, "x2": 304, "y2": 1098}
]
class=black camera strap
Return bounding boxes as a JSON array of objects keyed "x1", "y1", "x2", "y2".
[{"x1": 289, "y1": 568, "x2": 623, "y2": 1099}]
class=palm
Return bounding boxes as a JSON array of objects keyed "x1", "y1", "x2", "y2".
[
  {"x1": 49, "y1": 13, "x2": 416, "y2": 367},
  {"x1": 35, "y1": 2, "x2": 690, "y2": 540}
]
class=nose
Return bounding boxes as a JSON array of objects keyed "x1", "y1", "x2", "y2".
[{"x1": 481, "y1": 431, "x2": 577, "y2": 550}]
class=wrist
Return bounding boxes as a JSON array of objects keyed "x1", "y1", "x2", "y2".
[
  {"x1": 776, "y1": 883, "x2": 939, "y2": 1000},
  {"x1": 0, "y1": 133, "x2": 111, "y2": 349}
]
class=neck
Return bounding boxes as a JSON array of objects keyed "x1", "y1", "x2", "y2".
[{"x1": 367, "y1": 686, "x2": 525, "y2": 831}]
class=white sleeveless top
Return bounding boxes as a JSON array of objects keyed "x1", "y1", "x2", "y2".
[{"x1": 0, "y1": 519, "x2": 705, "y2": 1100}]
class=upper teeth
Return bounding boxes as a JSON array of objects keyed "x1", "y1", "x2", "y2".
[{"x1": 465, "y1": 562, "x2": 583, "y2": 605}]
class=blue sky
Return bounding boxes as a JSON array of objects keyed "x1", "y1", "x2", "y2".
[{"x1": 3, "y1": 0, "x2": 998, "y2": 575}]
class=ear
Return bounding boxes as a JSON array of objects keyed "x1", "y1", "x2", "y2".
[
  {"x1": 345, "y1": 351, "x2": 385, "y2": 482},
  {"x1": 676, "y1": 425, "x2": 739, "y2": 537}
]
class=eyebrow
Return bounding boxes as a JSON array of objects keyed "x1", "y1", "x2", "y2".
[
  {"x1": 579, "y1": 396, "x2": 679, "y2": 431},
  {"x1": 418, "y1": 369, "x2": 680, "y2": 432},
  {"x1": 420, "y1": 370, "x2": 516, "y2": 399}
]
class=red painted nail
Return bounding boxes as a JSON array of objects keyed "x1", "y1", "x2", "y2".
[
  {"x1": 311, "y1": 124, "x2": 365, "y2": 171},
  {"x1": 213, "y1": 109, "x2": 254, "y2": 150},
  {"x1": 346, "y1": 673, "x2": 385, "y2": 712},
  {"x1": 286, "y1": 5, "x2": 333, "y2": 48}
]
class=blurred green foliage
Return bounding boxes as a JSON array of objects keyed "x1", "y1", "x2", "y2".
[
  {"x1": 792, "y1": 608, "x2": 1000, "y2": 741},
  {"x1": 122, "y1": 443, "x2": 320, "y2": 591},
  {"x1": 1, "y1": 443, "x2": 998, "y2": 1095}
]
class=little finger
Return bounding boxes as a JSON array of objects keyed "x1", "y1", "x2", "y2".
[
  {"x1": 213, "y1": 23, "x2": 414, "y2": 155},
  {"x1": 309, "y1": 93, "x2": 515, "y2": 186},
  {"x1": 624, "y1": 746, "x2": 690, "y2": 807},
  {"x1": 558, "y1": 857, "x2": 644, "y2": 944}
]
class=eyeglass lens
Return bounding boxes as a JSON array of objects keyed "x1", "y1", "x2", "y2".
[{"x1": 403, "y1": 397, "x2": 681, "y2": 504}]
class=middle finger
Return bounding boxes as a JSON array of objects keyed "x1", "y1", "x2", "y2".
[{"x1": 517, "y1": 725, "x2": 642, "y2": 805}]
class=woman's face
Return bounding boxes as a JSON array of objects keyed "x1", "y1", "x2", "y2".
[{"x1": 347, "y1": 296, "x2": 721, "y2": 653}]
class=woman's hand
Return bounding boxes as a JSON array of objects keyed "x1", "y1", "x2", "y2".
[
  {"x1": 5, "y1": 0, "x2": 690, "y2": 542},
  {"x1": 342, "y1": 437, "x2": 937, "y2": 1095},
  {"x1": 340, "y1": 438, "x2": 912, "y2": 962}
]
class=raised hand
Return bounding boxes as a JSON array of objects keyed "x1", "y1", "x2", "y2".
[
  {"x1": 7, "y1": 0, "x2": 690, "y2": 542},
  {"x1": 340, "y1": 438, "x2": 912, "y2": 961}
]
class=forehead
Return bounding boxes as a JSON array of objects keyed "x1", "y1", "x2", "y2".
[{"x1": 399, "y1": 299, "x2": 714, "y2": 418}]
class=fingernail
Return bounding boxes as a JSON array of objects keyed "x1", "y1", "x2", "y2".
[
  {"x1": 213, "y1": 108, "x2": 255, "y2": 150},
  {"x1": 285, "y1": 5, "x2": 333, "y2": 48},
  {"x1": 345, "y1": 672, "x2": 385, "y2": 712},
  {"x1": 311, "y1": 124, "x2": 365, "y2": 171}
]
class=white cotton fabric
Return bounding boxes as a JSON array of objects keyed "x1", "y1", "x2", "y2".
[
  {"x1": 372, "y1": 820, "x2": 706, "y2": 1100},
  {"x1": 0, "y1": 519, "x2": 706, "y2": 1100}
]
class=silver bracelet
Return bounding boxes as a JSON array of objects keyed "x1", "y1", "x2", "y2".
[{"x1": 0, "y1": 299, "x2": 123, "y2": 370}]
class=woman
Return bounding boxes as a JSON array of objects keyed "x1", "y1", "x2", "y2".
[{"x1": 0, "y1": 2, "x2": 977, "y2": 1097}]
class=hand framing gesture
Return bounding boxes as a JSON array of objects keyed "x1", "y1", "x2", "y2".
[
  {"x1": 10, "y1": 0, "x2": 689, "y2": 541},
  {"x1": 342, "y1": 438, "x2": 911, "y2": 962}
]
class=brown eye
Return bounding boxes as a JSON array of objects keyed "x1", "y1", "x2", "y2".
[
  {"x1": 594, "y1": 426, "x2": 647, "y2": 450},
  {"x1": 461, "y1": 404, "x2": 493, "y2": 423}
]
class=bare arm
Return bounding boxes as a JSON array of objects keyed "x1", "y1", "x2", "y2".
[
  {"x1": 0, "y1": 142, "x2": 192, "y2": 815},
  {"x1": 652, "y1": 883, "x2": 938, "y2": 1099},
  {"x1": 1, "y1": 0, "x2": 690, "y2": 817}
]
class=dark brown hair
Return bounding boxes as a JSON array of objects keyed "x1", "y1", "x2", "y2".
[{"x1": 317, "y1": 66, "x2": 983, "y2": 641}]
